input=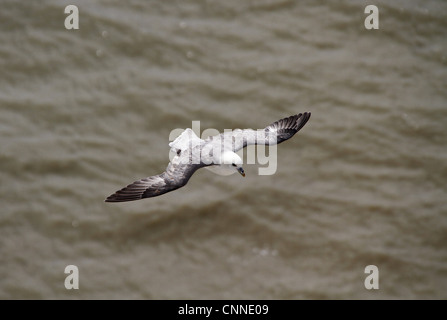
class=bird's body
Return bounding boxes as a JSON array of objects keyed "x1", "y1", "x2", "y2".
[{"x1": 105, "y1": 112, "x2": 311, "y2": 202}]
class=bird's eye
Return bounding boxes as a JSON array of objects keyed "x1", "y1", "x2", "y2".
[{"x1": 232, "y1": 163, "x2": 237, "y2": 167}]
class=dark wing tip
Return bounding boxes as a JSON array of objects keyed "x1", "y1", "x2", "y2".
[
  {"x1": 105, "y1": 173, "x2": 184, "y2": 203},
  {"x1": 265, "y1": 112, "x2": 311, "y2": 143},
  {"x1": 105, "y1": 185, "x2": 145, "y2": 202},
  {"x1": 267, "y1": 112, "x2": 311, "y2": 130},
  {"x1": 104, "y1": 177, "x2": 159, "y2": 203},
  {"x1": 295, "y1": 112, "x2": 311, "y2": 132}
]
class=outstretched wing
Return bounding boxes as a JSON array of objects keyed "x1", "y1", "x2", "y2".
[
  {"x1": 105, "y1": 158, "x2": 201, "y2": 202},
  {"x1": 217, "y1": 112, "x2": 311, "y2": 152}
]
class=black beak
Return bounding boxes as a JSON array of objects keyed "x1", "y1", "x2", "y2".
[{"x1": 237, "y1": 167, "x2": 245, "y2": 177}]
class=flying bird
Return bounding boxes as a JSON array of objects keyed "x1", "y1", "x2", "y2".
[{"x1": 105, "y1": 112, "x2": 311, "y2": 202}]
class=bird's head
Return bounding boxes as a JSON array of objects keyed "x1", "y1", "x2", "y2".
[{"x1": 222, "y1": 151, "x2": 245, "y2": 177}]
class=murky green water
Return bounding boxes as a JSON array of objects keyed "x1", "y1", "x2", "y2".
[{"x1": 1, "y1": 0, "x2": 446, "y2": 299}]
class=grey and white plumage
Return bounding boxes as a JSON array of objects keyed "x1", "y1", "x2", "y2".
[{"x1": 105, "y1": 112, "x2": 311, "y2": 202}]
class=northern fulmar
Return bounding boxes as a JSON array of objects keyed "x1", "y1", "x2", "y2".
[{"x1": 105, "y1": 112, "x2": 311, "y2": 202}]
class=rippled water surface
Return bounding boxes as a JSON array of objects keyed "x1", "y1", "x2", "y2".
[{"x1": 1, "y1": 0, "x2": 446, "y2": 299}]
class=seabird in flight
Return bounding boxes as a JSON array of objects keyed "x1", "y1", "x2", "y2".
[{"x1": 105, "y1": 112, "x2": 311, "y2": 202}]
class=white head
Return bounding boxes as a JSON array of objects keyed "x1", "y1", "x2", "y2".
[{"x1": 220, "y1": 151, "x2": 245, "y2": 177}]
